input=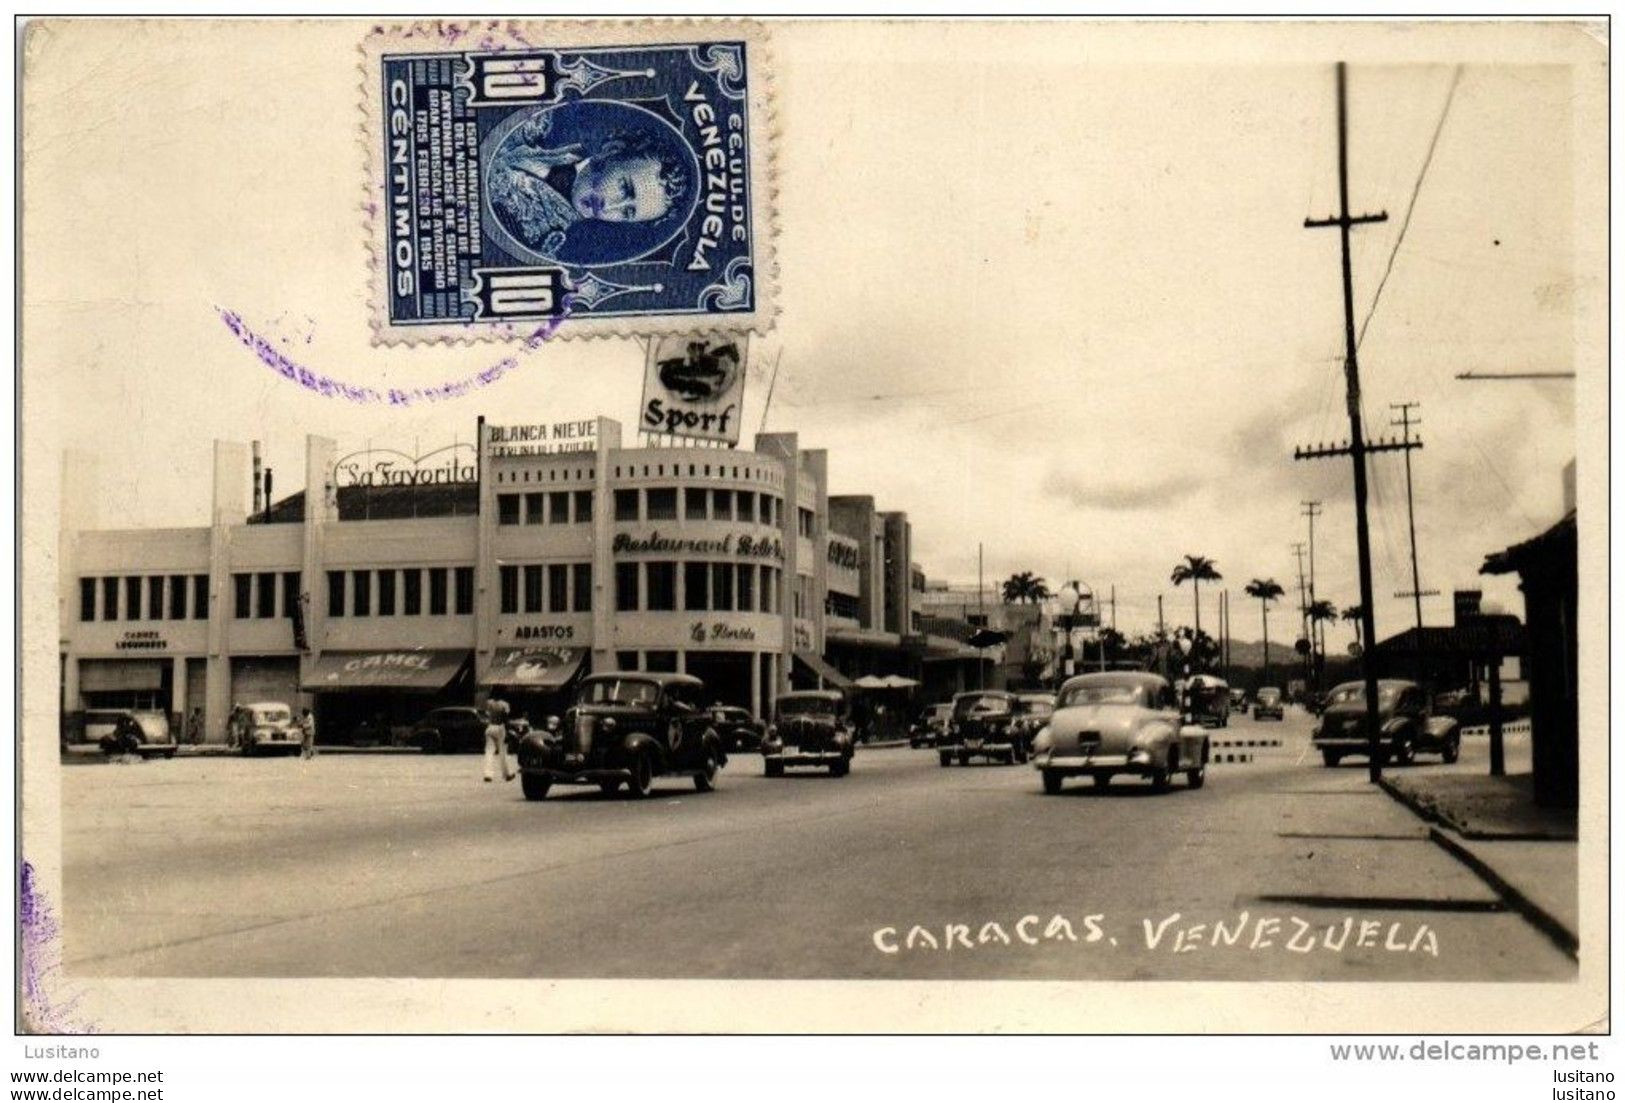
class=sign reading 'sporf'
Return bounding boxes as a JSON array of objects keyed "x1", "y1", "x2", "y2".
[{"x1": 641, "y1": 334, "x2": 748, "y2": 445}]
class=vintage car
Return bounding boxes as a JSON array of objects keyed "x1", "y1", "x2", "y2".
[
  {"x1": 709, "y1": 705, "x2": 766, "y2": 753},
  {"x1": 1252, "y1": 686, "x2": 1285, "y2": 721},
  {"x1": 762, "y1": 690, "x2": 855, "y2": 777},
  {"x1": 516, "y1": 672, "x2": 725, "y2": 800},
  {"x1": 1184, "y1": 674, "x2": 1231, "y2": 727},
  {"x1": 1229, "y1": 687, "x2": 1249, "y2": 713},
  {"x1": 230, "y1": 702, "x2": 300, "y2": 756},
  {"x1": 96, "y1": 710, "x2": 177, "y2": 759},
  {"x1": 908, "y1": 703, "x2": 953, "y2": 748},
  {"x1": 408, "y1": 706, "x2": 490, "y2": 754},
  {"x1": 1010, "y1": 693, "x2": 1057, "y2": 755},
  {"x1": 1313, "y1": 679, "x2": 1461, "y2": 767},
  {"x1": 940, "y1": 690, "x2": 1027, "y2": 766},
  {"x1": 1030, "y1": 671, "x2": 1209, "y2": 794}
]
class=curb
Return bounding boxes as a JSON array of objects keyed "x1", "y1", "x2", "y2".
[
  {"x1": 860, "y1": 740, "x2": 909, "y2": 750},
  {"x1": 1377, "y1": 777, "x2": 1578, "y2": 961}
]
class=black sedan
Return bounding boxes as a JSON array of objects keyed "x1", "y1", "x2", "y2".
[
  {"x1": 408, "y1": 707, "x2": 490, "y2": 753},
  {"x1": 708, "y1": 706, "x2": 765, "y2": 753}
]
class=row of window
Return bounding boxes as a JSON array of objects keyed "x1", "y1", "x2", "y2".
[
  {"x1": 612, "y1": 460, "x2": 783, "y2": 487},
  {"x1": 498, "y1": 562, "x2": 592, "y2": 615},
  {"x1": 79, "y1": 575, "x2": 210, "y2": 622},
  {"x1": 611, "y1": 561, "x2": 785, "y2": 615},
  {"x1": 326, "y1": 567, "x2": 475, "y2": 618},
  {"x1": 495, "y1": 489, "x2": 594, "y2": 527},
  {"x1": 611, "y1": 487, "x2": 784, "y2": 525}
]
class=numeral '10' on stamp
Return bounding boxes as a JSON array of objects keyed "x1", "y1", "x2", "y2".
[{"x1": 364, "y1": 23, "x2": 776, "y2": 344}]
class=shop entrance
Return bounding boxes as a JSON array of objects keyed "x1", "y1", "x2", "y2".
[
  {"x1": 304, "y1": 649, "x2": 475, "y2": 746},
  {"x1": 230, "y1": 657, "x2": 304, "y2": 711},
  {"x1": 684, "y1": 651, "x2": 753, "y2": 710}
]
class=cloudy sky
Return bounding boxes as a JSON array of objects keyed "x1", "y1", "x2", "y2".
[{"x1": 26, "y1": 20, "x2": 1601, "y2": 646}]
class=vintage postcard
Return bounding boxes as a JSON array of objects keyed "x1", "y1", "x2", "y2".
[{"x1": 16, "y1": 17, "x2": 1608, "y2": 1039}]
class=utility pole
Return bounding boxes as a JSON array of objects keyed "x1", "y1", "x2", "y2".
[
  {"x1": 1291, "y1": 542, "x2": 1309, "y2": 686},
  {"x1": 1301, "y1": 500, "x2": 1323, "y2": 687},
  {"x1": 1389, "y1": 401, "x2": 1440, "y2": 686},
  {"x1": 1157, "y1": 593, "x2": 1166, "y2": 679},
  {"x1": 1293, "y1": 61, "x2": 1411, "y2": 785}
]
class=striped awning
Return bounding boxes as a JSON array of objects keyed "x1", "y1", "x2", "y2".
[
  {"x1": 481, "y1": 647, "x2": 586, "y2": 688},
  {"x1": 304, "y1": 649, "x2": 469, "y2": 691},
  {"x1": 793, "y1": 650, "x2": 852, "y2": 689}
]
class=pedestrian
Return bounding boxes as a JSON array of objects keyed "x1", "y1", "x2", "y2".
[
  {"x1": 187, "y1": 707, "x2": 203, "y2": 745},
  {"x1": 483, "y1": 698, "x2": 515, "y2": 783},
  {"x1": 299, "y1": 707, "x2": 317, "y2": 759}
]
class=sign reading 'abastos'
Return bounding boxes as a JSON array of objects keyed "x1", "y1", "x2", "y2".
[{"x1": 612, "y1": 531, "x2": 784, "y2": 561}]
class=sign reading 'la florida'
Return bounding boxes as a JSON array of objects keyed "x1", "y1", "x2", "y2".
[{"x1": 612, "y1": 531, "x2": 783, "y2": 560}]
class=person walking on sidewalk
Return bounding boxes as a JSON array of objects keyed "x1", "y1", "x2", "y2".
[
  {"x1": 299, "y1": 707, "x2": 317, "y2": 759},
  {"x1": 483, "y1": 698, "x2": 515, "y2": 783}
]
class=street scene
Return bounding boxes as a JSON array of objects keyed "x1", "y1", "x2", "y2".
[{"x1": 24, "y1": 19, "x2": 1600, "y2": 1041}]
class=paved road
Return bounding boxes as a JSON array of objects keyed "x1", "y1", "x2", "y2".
[{"x1": 59, "y1": 709, "x2": 1572, "y2": 981}]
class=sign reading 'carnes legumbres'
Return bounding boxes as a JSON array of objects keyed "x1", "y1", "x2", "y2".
[{"x1": 612, "y1": 531, "x2": 783, "y2": 560}]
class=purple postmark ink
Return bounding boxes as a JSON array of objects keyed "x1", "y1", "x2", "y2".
[
  {"x1": 20, "y1": 860, "x2": 90, "y2": 1033},
  {"x1": 216, "y1": 306, "x2": 568, "y2": 407}
]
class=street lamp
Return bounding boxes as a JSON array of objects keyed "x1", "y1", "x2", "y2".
[
  {"x1": 1054, "y1": 583, "x2": 1093, "y2": 686},
  {"x1": 1175, "y1": 628, "x2": 1196, "y2": 726}
]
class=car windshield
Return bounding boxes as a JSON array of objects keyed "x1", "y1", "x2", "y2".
[
  {"x1": 953, "y1": 694, "x2": 1012, "y2": 718},
  {"x1": 1258, "y1": 689, "x2": 1281, "y2": 703},
  {"x1": 579, "y1": 679, "x2": 660, "y2": 706},
  {"x1": 1019, "y1": 700, "x2": 1055, "y2": 718},
  {"x1": 1327, "y1": 683, "x2": 1402, "y2": 707},
  {"x1": 251, "y1": 706, "x2": 291, "y2": 724},
  {"x1": 778, "y1": 697, "x2": 838, "y2": 718},
  {"x1": 1059, "y1": 683, "x2": 1150, "y2": 708}
]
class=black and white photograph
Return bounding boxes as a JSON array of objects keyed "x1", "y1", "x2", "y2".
[{"x1": 13, "y1": 12, "x2": 1611, "y2": 1076}]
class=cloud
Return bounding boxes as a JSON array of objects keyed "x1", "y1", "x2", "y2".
[{"x1": 1043, "y1": 467, "x2": 1197, "y2": 511}]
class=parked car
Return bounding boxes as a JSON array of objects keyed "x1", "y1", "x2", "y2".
[
  {"x1": 709, "y1": 705, "x2": 766, "y2": 753},
  {"x1": 82, "y1": 708, "x2": 135, "y2": 748},
  {"x1": 908, "y1": 703, "x2": 953, "y2": 748},
  {"x1": 1229, "y1": 687, "x2": 1249, "y2": 714},
  {"x1": 1252, "y1": 686, "x2": 1285, "y2": 721},
  {"x1": 230, "y1": 702, "x2": 300, "y2": 756},
  {"x1": 1184, "y1": 674, "x2": 1231, "y2": 727},
  {"x1": 1010, "y1": 692, "x2": 1057, "y2": 756},
  {"x1": 515, "y1": 673, "x2": 724, "y2": 799},
  {"x1": 762, "y1": 690, "x2": 856, "y2": 777},
  {"x1": 940, "y1": 690, "x2": 1027, "y2": 766},
  {"x1": 1313, "y1": 679, "x2": 1461, "y2": 767},
  {"x1": 96, "y1": 710, "x2": 177, "y2": 759},
  {"x1": 409, "y1": 706, "x2": 490, "y2": 754},
  {"x1": 1030, "y1": 671, "x2": 1209, "y2": 794}
]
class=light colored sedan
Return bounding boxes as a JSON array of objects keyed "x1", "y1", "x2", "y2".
[{"x1": 1029, "y1": 671, "x2": 1210, "y2": 794}]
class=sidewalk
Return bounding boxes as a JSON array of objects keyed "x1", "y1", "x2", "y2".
[
  {"x1": 1380, "y1": 770, "x2": 1577, "y2": 958},
  {"x1": 61, "y1": 742, "x2": 421, "y2": 762}
]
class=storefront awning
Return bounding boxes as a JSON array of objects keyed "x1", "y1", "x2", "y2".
[
  {"x1": 304, "y1": 649, "x2": 470, "y2": 691},
  {"x1": 80, "y1": 660, "x2": 164, "y2": 693},
  {"x1": 793, "y1": 650, "x2": 852, "y2": 689},
  {"x1": 481, "y1": 646, "x2": 586, "y2": 689}
]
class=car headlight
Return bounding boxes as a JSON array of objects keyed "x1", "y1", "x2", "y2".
[
  {"x1": 600, "y1": 717, "x2": 617, "y2": 734},
  {"x1": 1031, "y1": 725, "x2": 1053, "y2": 753},
  {"x1": 1129, "y1": 748, "x2": 1153, "y2": 764}
]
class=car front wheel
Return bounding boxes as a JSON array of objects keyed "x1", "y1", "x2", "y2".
[
  {"x1": 1187, "y1": 764, "x2": 1206, "y2": 789},
  {"x1": 626, "y1": 752, "x2": 655, "y2": 798},
  {"x1": 939, "y1": 752, "x2": 952, "y2": 768},
  {"x1": 521, "y1": 773, "x2": 550, "y2": 801},
  {"x1": 1442, "y1": 737, "x2": 1460, "y2": 764},
  {"x1": 1321, "y1": 749, "x2": 1340, "y2": 767},
  {"x1": 1042, "y1": 769, "x2": 1064, "y2": 795},
  {"x1": 694, "y1": 751, "x2": 718, "y2": 792},
  {"x1": 765, "y1": 759, "x2": 784, "y2": 778}
]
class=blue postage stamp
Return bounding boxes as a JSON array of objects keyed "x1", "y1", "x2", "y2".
[{"x1": 365, "y1": 22, "x2": 775, "y2": 343}]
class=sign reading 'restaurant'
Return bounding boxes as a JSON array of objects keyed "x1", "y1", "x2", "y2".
[
  {"x1": 488, "y1": 420, "x2": 599, "y2": 457},
  {"x1": 641, "y1": 334, "x2": 747, "y2": 445},
  {"x1": 613, "y1": 531, "x2": 783, "y2": 560}
]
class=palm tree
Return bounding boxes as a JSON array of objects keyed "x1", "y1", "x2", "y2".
[
  {"x1": 1341, "y1": 604, "x2": 1365, "y2": 646},
  {"x1": 1244, "y1": 578, "x2": 1286, "y2": 680},
  {"x1": 1000, "y1": 571, "x2": 1051, "y2": 605},
  {"x1": 1170, "y1": 555, "x2": 1221, "y2": 636}
]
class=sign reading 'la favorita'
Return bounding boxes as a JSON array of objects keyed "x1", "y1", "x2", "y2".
[{"x1": 612, "y1": 531, "x2": 782, "y2": 560}]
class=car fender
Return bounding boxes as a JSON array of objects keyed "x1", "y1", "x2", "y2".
[
  {"x1": 621, "y1": 731, "x2": 667, "y2": 770},
  {"x1": 1380, "y1": 715, "x2": 1413, "y2": 738},
  {"x1": 1423, "y1": 715, "x2": 1460, "y2": 742}
]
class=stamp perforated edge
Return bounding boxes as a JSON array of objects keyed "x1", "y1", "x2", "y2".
[{"x1": 359, "y1": 18, "x2": 779, "y2": 347}]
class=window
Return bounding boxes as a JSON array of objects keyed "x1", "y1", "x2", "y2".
[
  {"x1": 498, "y1": 494, "x2": 521, "y2": 525},
  {"x1": 712, "y1": 488, "x2": 733, "y2": 521},
  {"x1": 798, "y1": 508, "x2": 815, "y2": 537},
  {"x1": 455, "y1": 567, "x2": 474, "y2": 614},
  {"x1": 830, "y1": 591, "x2": 860, "y2": 620},
  {"x1": 645, "y1": 650, "x2": 678, "y2": 673},
  {"x1": 282, "y1": 572, "x2": 300, "y2": 619},
  {"x1": 759, "y1": 495, "x2": 773, "y2": 525},
  {"x1": 616, "y1": 650, "x2": 639, "y2": 672},
  {"x1": 327, "y1": 571, "x2": 345, "y2": 617},
  {"x1": 233, "y1": 574, "x2": 252, "y2": 619},
  {"x1": 774, "y1": 497, "x2": 784, "y2": 527},
  {"x1": 574, "y1": 489, "x2": 593, "y2": 523},
  {"x1": 169, "y1": 575, "x2": 189, "y2": 620},
  {"x1": 126, "y1": 577, "x2": 142, "y2": 621},
  {"x1": 352, "y1": 570, "x2": 371, "y2": 616},
  {"x1": 102, "y1": 577, "x2": 118, "y2": 621},
  {"x1": 615, "y1": 562, "x2": 639, "y2": 611},
  {"x1": 377, "y1": 569, "x2": 396, "y2": 615},
  {"x1": 614, "y1": 489, "x2": 639, "y2": 521},
  {"x1": 549, "y1": 491, "x2": 570, "y2": 524},
  {"x1": 428, "y1": 568, "x2": 448, "y2": 615},
  {"x1": 548, "y1": 564, "x2": 570, "y2": 612},
  {"x1": 684, "y1": 561, "x2": 709, "y2": 610},
  {"x1": 737, "y1": 491, "x2": 755, "y2": 524},
  {"x1": 646, "y1": 562, "x2": 676, "y2": 611},
  {"x1": 403, "y1": 569, "x2": 422, "y2": 615},
  {"x1": 737, "y1": 563, "x2": 755, "y2": 612},
  {"x1": 712, "y1": 563, "x2": 735, "y2": 611},
  {"x1": 256, "y1": 572, "x2": 276, "y2": 618},
  {"x1": 524, "y1": 492, "x2": 544, "y2": 524},
  {"x1": 523, "y1": 565, "x2": 543, "y2": 613},
  {"x1": 147, "y1": 577, "x2": 164, "y2": 620},
  {"x1": 500, "y1": 565, "x2": 519, "y2": 614},
  {"x1": 572, "y1": 563, "x2": 592, "y2": 612},
  {"x1": 646, "y1": 487, "x2": 677, "y2": 520},
  {"x1": 760, "y1": 565, "x2": 777, "y2": 614},
  {"x1": 684, "y1": 487, "x2": 708, "y2": 520},
  {"x1": 79, "y1": 578, "x2": 95, "y2": 622},
  {"x1": 193, "y1": 575, "x2": 209, "y2": 620}
]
